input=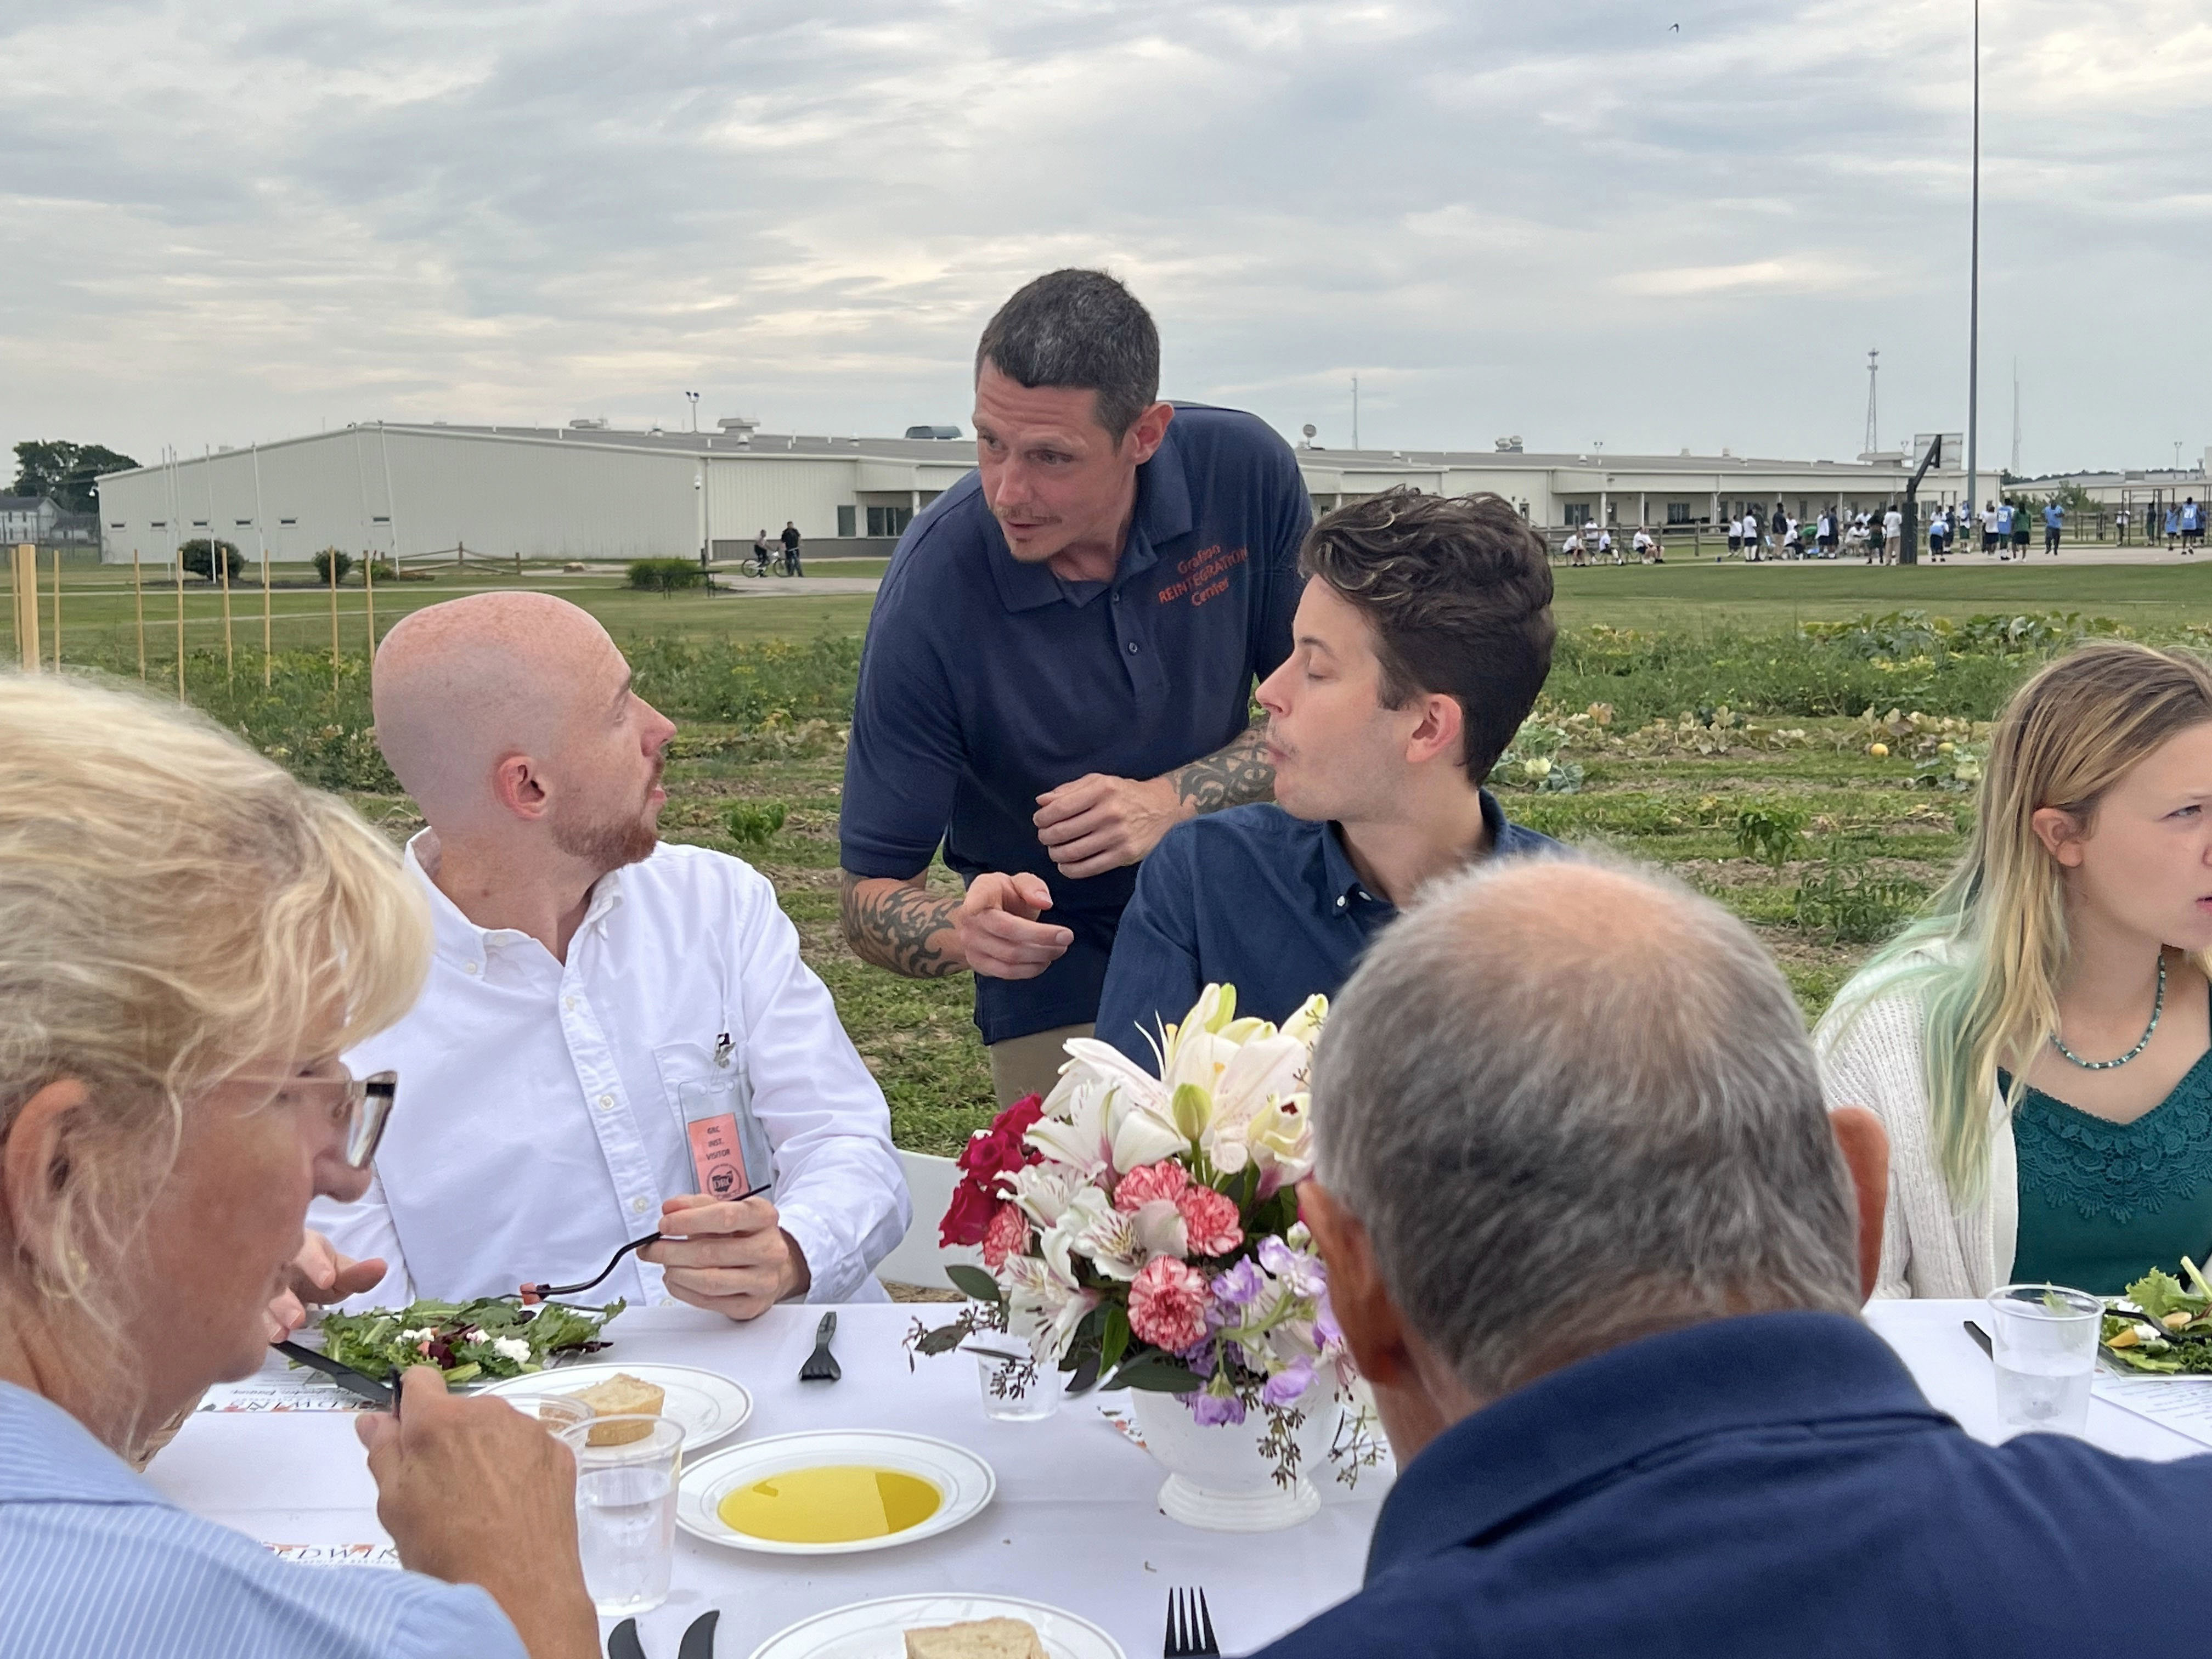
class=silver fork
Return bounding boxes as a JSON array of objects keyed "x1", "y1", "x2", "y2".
[{"x1": 1164, "y1": 1586, "x2": 1220, "y2": 1657}]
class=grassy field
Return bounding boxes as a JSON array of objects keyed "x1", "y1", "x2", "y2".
[{"x1": 21, "y1": 555, "x2": 2212, "y2": 1158}]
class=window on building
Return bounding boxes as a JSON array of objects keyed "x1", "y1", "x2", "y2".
[
  {"x1": 279, "y1": 518, "x2": 296, "y2": 526},
  {"x1": 109, "y1": 521, "x2": 124, "y2": 529},
  {"x1": 371, "y1": 515, "x2": 390, "y2": 524},
  {"x1": 236, "y1": 518, "x2": 252, "y2": 527},
  {"x1": 192, "y1": 520, "x2": 207, "y2": 528},
  {"x1": 837, "y1": 505, "x2": 856, "y2": 537},
  {"x1": 1563, "y1": 503, "x2": 1592, "y2": 527},
  {"x1": 150, "y1": 520, "x2": 166, "y2": 529},
  {"x1": 1667, "y1": 503, "x2": 1691, "y2": 524}
]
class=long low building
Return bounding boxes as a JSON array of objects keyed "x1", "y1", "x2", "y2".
[{"x1": 90, "y1": 419, "x2": 1972, "y2": 566}]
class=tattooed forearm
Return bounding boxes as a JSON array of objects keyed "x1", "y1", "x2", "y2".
[
  {"x1": 1166, "y1": 722, "x2": 1276, "y2": 816},
  {"x1": 839, "y1": 869, "x2": 967, "y2": 979}
]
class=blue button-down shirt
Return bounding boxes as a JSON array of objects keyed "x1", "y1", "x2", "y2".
[
  {"x1": 1257, "y1": 1311, "x2": 2212, "y2": 1659},
  {"x1": 1094, "y1": 796, "x2": 1558, "y2": 1061},
  {"x1": 840, "y1": 405, "x2": 1311, "y2": 1045},
  {"x1": 0, "y1": 1383, "x2": 523, "y2": 1659}
]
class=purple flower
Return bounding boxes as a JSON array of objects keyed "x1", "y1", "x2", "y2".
[
  {"x1": 1190, "y1": 1390, "x2": 1247, "y2": 1427},
  {"x1": 1257, "y1": 1236, "x2": 1327, "y2": 1298},
  {"x1": 1261, "y1": 1358, "x2": 1315, "y2": 1407},
  {"x1": 1312, "y1": 1300, "x2": 1344, "y2": 1353},
  {"x1": 1210, "y1": 1257, "x2": 1267, "y2": 1308}
]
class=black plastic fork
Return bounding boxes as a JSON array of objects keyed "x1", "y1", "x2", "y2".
[{"x1": 1165, "y1": 1586, "x2": 1220, "y2": 1657}]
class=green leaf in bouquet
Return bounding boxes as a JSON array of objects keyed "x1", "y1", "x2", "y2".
[
  {"x1": 1099, "y1": 1304, "x2": 1131, "y2": 1376},
  {"x1": 946, "y1": 1265, "x2": 1004, "y2": 1305},
  {"x1": 1102, "y1": 1350, "x2": 1204, "y2": 1393}
]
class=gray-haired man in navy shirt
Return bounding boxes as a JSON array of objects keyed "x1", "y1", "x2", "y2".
[
  {"x1": 839, "y1": 270, "x2": 1311, "y2": 1104},
  {"x1": 1096, "y1": 488, "x2": 1558, "y2": 1060}
]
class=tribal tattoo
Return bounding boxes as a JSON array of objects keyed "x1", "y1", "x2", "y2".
[
  {"x1": 839, "y1": 870, "x2": 964, "y2": 979},
  {"x1": 1167, "y1": 721, "x2": 1276, "y2": 816}
]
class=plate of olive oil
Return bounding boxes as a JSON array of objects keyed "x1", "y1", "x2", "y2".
[{"x1": 676, "y1": 1430, "x2": 996, "y2": 1556}]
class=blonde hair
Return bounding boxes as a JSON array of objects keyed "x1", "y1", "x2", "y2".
[
  {"x1": 1832, "y1": 641, "x2": 2212, "y2": 1199},
  {"x1": 0, "y1": 672, "x2": 430, "y2": 1342}
]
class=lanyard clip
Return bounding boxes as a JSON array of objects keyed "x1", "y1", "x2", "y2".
[{"x1": 713, "y1": 1031, "x2": 734, "y2": 1069}]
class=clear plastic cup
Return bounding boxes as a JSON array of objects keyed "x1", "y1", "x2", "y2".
[
  {"x1": 557, "y1": 1415, "x2": 682, "y2": 1616},
  {"x1": 1985, "y1": 1283, "x2": 2102, "y2": 1435},
  {"x1": 973, "y1": 1346, "x2": 1063, "y2": 1422},
  {"x1": 496, "y1": 1392, "x2": 592, "y2": 1435}
]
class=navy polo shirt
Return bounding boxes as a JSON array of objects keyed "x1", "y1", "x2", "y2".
[
  {"x1": 1094, "y1": 797, "x2": 1558, "y2": 1061},
  {"x1": 840, "y1": 404, "x2": 1311, "y2": 1045},
  {"x1": 1257, "y1": 1310, "x2": 2212, "y2": 1659}
]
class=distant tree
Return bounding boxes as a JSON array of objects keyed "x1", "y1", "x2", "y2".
[
  {"x1": 312, "y1": 548, "x2": 355, "y2": 585},
  {"x1": 2053, "y1": 481, "x2": 2097, "y2": 513},
  {"x1": 627, "y1": 557, "x2": 707, "y2": 595},
  {"x1": 179, "y1": 538, "x2": 244, "y2": 581},
  {"x1": 11, "y1": 440, "x2": 141, "y2": 513}
]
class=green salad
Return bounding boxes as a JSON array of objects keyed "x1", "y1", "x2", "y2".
[
  {"x1": 2101, "y1": 1261, "x2": 2212, "y2": 1375},
  {"x1": 313, "y1": 1296, "x2": 624, "y2": 1387}
]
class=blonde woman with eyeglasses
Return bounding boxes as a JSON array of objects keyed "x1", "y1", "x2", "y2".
[
  {"x1": 1819, "y1": 642, "x2": 2212, "y2": 1299},
  {"x1": 0, "y1": 674, "x2": 600, "y2": 1659}
]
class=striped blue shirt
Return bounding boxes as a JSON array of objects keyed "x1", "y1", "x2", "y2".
[{"x1": 0, "y1": 1383, "x2": 525, "y2": 1659}]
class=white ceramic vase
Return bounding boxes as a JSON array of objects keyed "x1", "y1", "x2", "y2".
[{"x1": 1127, "y1": 1383, "x2": 1340, "y2": 1532}]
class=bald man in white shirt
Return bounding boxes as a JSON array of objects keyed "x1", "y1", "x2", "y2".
[{"x1": 311, "y1": 594, "x2": 908, "y2": 1318}]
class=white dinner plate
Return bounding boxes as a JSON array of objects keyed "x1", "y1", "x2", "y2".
[
  {"x1": 747, "y1": 1593, "x2": 1122, "y2": 1659},
  {"x1": 478, "y1": 1362, "x2": 752, "y2": 1454},
  {"x1": 678, "y1": 1429, "x2": 995, "y2": 1556}
]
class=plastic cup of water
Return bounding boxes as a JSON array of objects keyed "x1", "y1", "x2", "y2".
[
  {"x1": 497, "y1": 1392, "x2": 592, "y2": 1435},
  {"x1": 1985, "y1": 1283, "x2": 2102, "y2": 1436},
  {"x1": 973, "y1": 1345, "x2": 1063, "y2": 1422},
  {"x1": 557, "y1": 1415, "x2": 683, "y2": 1616}
]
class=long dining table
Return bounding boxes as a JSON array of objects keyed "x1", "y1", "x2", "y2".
[{"x1": 143, "y1": 1297, "x2": 2209, "y2": 1658}]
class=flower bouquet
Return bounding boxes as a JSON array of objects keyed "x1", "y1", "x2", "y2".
[{"x1": 911, "y1": 985, "x2": 1372, "y2": 1505}]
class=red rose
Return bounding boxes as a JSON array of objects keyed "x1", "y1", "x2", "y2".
[
  {"x1": 941, "y1": 1095, "x2": 1046, "y2": 1248},
  {"x1": 939, "y1": 1177, "x2": 998, "y2": 1249}
]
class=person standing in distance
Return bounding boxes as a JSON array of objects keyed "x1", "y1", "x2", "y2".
[
  {"x1": 780, "y1": 521, "x2": 803, "y2": 576},
  {"x1": 838, "y1": 270, "x2": 1311, "y2": 1106}
]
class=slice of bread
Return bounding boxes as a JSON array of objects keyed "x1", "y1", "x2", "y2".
[
  {"x1": 565, "y1": 1373, "x2": 666, "y2": 1444},
  {"x1": 902, "y1": 1617, "x2": 1047, "y2": 1658}
]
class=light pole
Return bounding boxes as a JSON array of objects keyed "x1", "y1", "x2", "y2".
[
  {"x1": 1963, "y1": 0, "x2": 1981, "y2": 528},
  {"x1": 685, "y1": 391, "x2": 701, "y2": 433}
]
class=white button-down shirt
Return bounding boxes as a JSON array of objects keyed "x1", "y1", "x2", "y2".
[{"x1": 312, "y1": 833, "x2": 909, "y2": 1310}]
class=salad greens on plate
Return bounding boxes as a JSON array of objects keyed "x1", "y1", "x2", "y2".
[
  {"x1": 312, "y1": 1297, "x2": 624, "y2": 1387},
  {"x1": 2100, "y1": 1260, "x2": 2212, "y2": 1375}
]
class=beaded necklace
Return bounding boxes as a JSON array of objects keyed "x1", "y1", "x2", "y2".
[{"x1": 2050, "y1": 953, "x2": 2166, "y2": 1071}]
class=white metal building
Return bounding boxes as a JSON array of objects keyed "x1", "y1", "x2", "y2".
[{"x1": 90, "y1": 419, "x2": 1971, "y2": 566}]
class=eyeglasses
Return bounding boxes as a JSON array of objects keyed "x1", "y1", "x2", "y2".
[{"x1": 272, "y1": 1069, "x2": 399, "y2": 1169}]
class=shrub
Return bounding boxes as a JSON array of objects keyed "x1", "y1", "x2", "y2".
[
  {"x1": 723, "y1": 801, "x2": 788, "y2": 853},
  {"x1": 628, "y1": 558, "x2": 706, "y2": 594},
  {"x1": 1791, "y1": 839, "x2": 1926, "y2": 943},
  {"x1": 626, "y1": 633, "x2": 861, "y2": 727},
  {"x1": 179, "y1": 538, "x2": 244, "y2": 582},
  {"x1": 312, "y1": 548, "x2": 354, "y2": 585}
]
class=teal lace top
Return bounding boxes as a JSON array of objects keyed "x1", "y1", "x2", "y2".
[{"x1": 2005, "y1": 1003, "x2": 2212, "y2": 1295}]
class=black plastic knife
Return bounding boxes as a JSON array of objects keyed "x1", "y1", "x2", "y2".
[
  {"x1": 678, "y1": 1610, "x2": 719, "y2": 1659},
  {"x1": 607, "y1": 1618, "x2": 647, "y2": 1659},
  {"x1": 271, "y1": 1339, "x2": 395, "y2": 1410}
]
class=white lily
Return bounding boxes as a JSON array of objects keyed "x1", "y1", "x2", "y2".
[
  {"x1": 1203, "y1": 1031, "x2": 1310, "y2": 1172},
  {"x1": 1001, "y1": 1253, "x2": 1098, "y2": 1364},
  {"x1": 1245, "y1": 1092, "x2": 1315, "y2": 1186},
  {"x1": 1006, "y1": 1163, "x2": 1090, "y2": 1231},
  {"x1": 1028, "y1": 1068, "x2": 1182, "y2": 1178},
  {"x1": 1074, "y1": 1195, "x2": 1189, "y2": 1280},
  {"x1": 1037, "y1": 1185, "x2": 1115, "y2": 1285}
]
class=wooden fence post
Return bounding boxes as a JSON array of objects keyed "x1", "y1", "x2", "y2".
[{"x1": 10, "y1": 545, "x2": 38, "y2": 670}]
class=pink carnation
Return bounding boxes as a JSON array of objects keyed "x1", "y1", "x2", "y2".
[
  {"x1": 1175, "y1": 1184, "x2": 1243, "y2": 1257},
  {"x1": 1127, "y1": 1257, "x2": 1210, "y2": 1351},
  {"x1": 981, "y1": 1202, "x2": 1030, "y2": 1269},
  {"x1": 1113, "y1": 1160, "x2": 1190, "y2": 1213}
]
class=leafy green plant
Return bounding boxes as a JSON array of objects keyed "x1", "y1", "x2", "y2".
[
  {"x1": 179, "y1": 538, "x2": 244, "y2": 582},
  {"x1": 628, "y1": 557, "x2": 707, "y2": 594},
  {"x1": 1734, "y1": 804, "x2": 1810, "y2": 868},
  {"x1": 1791, "y1": 839, "x2": 1926, "y2": 943},
  {"x1": 723, "y1": 800, "x2": 787, "y2": 853},
  {"x1": 312, "y1": 548, "x2": 354, "y2": 585}
]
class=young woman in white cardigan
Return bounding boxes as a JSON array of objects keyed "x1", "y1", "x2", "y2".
[{"x1": 1818, "y1": 642, "x2": 2212, "y2": 1298}]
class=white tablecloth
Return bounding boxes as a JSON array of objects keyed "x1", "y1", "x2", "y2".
[{"x1": 144, "y1": 1299, "x2": 2209, "y2": 1658}]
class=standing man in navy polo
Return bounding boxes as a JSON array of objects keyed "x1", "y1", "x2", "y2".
[{"x1": 838, "y1": 269, "x2": 1311, "y2": 1105}]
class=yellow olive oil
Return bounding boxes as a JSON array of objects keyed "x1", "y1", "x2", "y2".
[{"x1": 716, "y1": 1465, "x2": 943, "y2": 1544}]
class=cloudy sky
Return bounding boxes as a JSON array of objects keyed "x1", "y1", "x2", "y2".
[{"x1": 4, "y1": 0, "x2": 2204, "y2": 474}]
